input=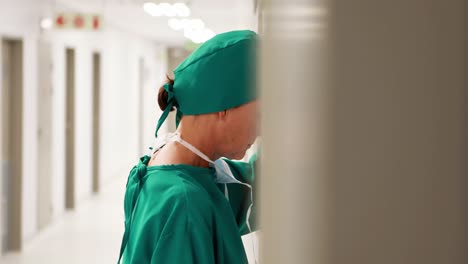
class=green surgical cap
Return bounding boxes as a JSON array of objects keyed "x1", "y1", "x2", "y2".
[{"x1": 155, "y1": 30, "x2": 258, "y2": 137}]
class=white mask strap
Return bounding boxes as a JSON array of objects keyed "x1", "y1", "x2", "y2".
[{"x1": 169, "y1": 132, "x2": 215, "y2": 165}]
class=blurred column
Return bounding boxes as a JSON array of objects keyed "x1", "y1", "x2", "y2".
[{"x1": 260, "y1": 0, "x2": 466, "y2": 263}]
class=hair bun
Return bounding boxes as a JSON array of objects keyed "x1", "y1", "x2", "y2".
[{"x1": 157, "y1": 76, "x2": 176, "y2": 112}]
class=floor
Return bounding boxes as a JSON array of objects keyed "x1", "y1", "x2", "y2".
[
  {"x1": 0, "y1": 176, "x2": 126, "y2": 264},
  {"x1": 0, "y1": 175, "x2": 259, "y2": 264}
]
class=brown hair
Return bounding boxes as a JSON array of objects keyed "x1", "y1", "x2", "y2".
[{"x1": 158, "y1": 76, "x2": 176, "y2": 112}]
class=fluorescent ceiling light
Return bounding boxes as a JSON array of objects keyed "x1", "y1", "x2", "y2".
[
  {"x1": 159, "y1": 3, "x2": 176, "y2": 17},
  {"x1": 144, "y1": 2, "x2": 191, "y2": 17},
  {"x1": 173, "y1": 3, "x2": 190, "y2": 17},
  {"x1": 143, "y1": 2, "x2": 163, "y2": 16}
]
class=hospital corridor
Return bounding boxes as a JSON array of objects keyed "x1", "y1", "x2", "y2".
[{"x1": 0, "y1": 0, "x2": 466, "y2": 263}]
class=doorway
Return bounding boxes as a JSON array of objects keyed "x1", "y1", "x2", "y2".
[
  {"x1": 65, "y1": 48, "x2": 75, "y2": 210},
  {"x1": 1, "y1": 38, "x2": 23, "y2": 253},
  {"x1": 92, "y1": 52, "x2": 101, "y2": 194}
]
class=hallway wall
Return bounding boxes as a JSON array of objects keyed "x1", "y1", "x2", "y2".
[
  {"x1": 0, "y1": 0, "x2": 42, "y2": 245},
  {"x1": 45, "y1": 29, "x2": 167, "y2": 222},
  {"x1": 0, "y1": 0, "x2": 169, "y2": 247}
]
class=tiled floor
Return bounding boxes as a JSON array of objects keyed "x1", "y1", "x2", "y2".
[{"x1": 0, "y1": 176, "x2": 259, "y2": 264}]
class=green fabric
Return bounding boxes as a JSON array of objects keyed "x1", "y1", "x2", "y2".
[
  {"x1": 222, "y1": 158, "x2": 258, "y2": 235},
  {"x1": 155, "y1": 30, "x2": 258, "y2": 137},
  {"x1": 118, "y1": 156, "x2": 258, "y2": 263}
]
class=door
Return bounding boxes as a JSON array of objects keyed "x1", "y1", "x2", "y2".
[
  {"x1": 92, "y1": 52, "x2": 101, "y2": 194},
  {"x1": 1, "y1": 38, "x2": 23, "y2": 253},
  {"x1": 65, "y1": 48, "x2": 75, "y2": 210}
]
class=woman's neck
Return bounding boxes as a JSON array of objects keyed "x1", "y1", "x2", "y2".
[
  {"x1": 176, "y1": 119, "x2": 218, "y2": 163},
  {"x1": 149, "y1": 116, "x2": 220, "y2": 168}
]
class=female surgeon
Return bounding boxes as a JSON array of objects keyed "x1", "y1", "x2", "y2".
[{"x1": 117, "y1": 30, "x2": 259, "y2": 263}]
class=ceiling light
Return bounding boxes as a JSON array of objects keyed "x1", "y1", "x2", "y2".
[
  {"x1": 158, "y1": 3, "x2": 176, "y2": 17},
  {"x1": 143, "y1": 2, "x2": 163, "y2": 16},
  {"x1": 144, "y1": 2, "x2": 192, "y2": 17},
  {"x1": 173, "y1": 3, "x2": 190, "y2": 17}
]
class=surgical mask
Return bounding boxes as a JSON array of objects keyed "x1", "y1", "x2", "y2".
[{"x1": 168, "y1": 132, "x2": 254, "y2": 233}]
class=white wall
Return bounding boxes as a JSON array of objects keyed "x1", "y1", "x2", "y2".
[
  {"x1": 45, "y1": 28, "x2": 167, "y2": 220},
  {"x1": 0, "y1": 0, "x2": 42, "y2": 246}
]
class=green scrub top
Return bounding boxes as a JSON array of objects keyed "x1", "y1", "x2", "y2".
[{"x1": 119, "y1": 155, "x2": 257, "y2": 263}]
